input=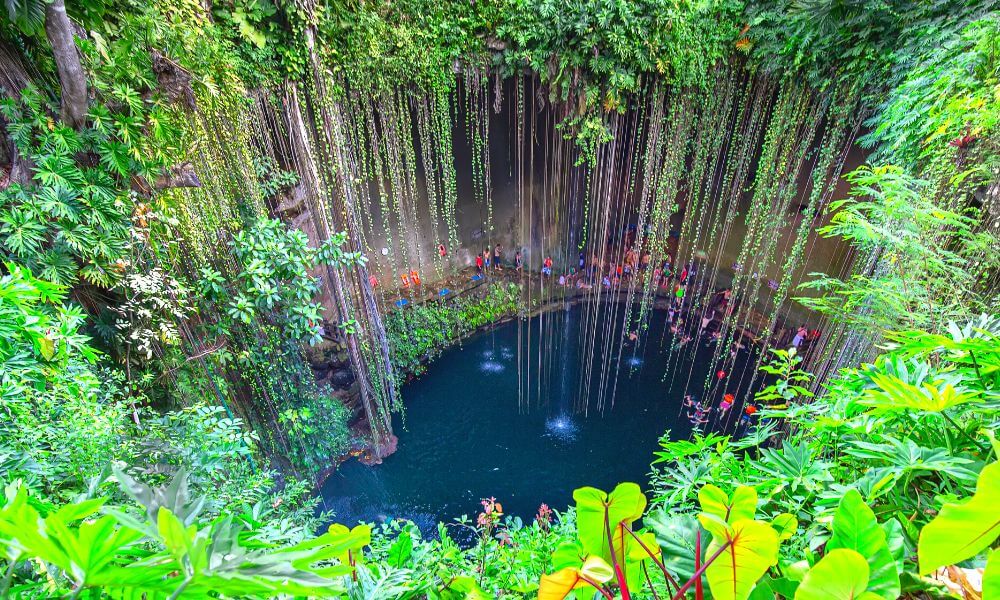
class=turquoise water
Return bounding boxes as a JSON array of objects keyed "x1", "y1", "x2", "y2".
[{"x1": 319, "y1": 304, "x2": 759, "y2": 531}]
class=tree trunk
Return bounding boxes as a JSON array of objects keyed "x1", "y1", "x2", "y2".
[{"x1": 44, "y1": 0, "x2": 88, "y2": 129}]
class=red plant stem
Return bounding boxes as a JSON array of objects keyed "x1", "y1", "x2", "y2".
[
  {"x1": 604, "y1": 509, "x2": 631, "y2": 600},
  {"x1": 695, "y1": 531, "x2": 703, "y2": 600},
  {"x1": 670, "y1": 538, "x2": 732, "y2": 600},
  {"x1": 624, "y1": 525, "x2": 680, "y2": 592},
  {"x1": 579, "y1": 575, "x2": 615, "y2": 600}
]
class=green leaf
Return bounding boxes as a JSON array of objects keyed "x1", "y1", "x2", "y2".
[
  {"x1": 859, "y1": 373, "x2": 979, "y2": 413},
  {"x1": 918, "y1": 461, "x2": 1000, "y2": 575},
  {"x1": 747, "y1": 582, "x2": 775, "y2": 600},
  {"x1": 387, "y1": 530, "x2": 412, "y2": 568},
  {"x1": 551, "y1": 540, "x2": 587, "y2": 570},
  {"x1": 699, "y1": 485, "x2": 758, "y2": 525},
  {"x1": 156, "y1": 507, "x2": 191, "y2": 561},
  {"x1": 795, "y1": 549, "x2": 882, "y2": 600},
  {"x1": 574, "y1": 483, "x2": 646, "y2": 565},
  {"x1": 327, "y1": 523, "x2": 370, "y2": 565},
  {"x1": 702, "y1": 519, "x2": 780, "y2": 600},
  {"x1": 647, "y1": 511, "x2": 701, "y2": 583},
  {"x1": 37, "y1": 334, "x2": 55, "y2": 360},
  {"x1": 538, "y1": 557, "x2": 613, "y2": 600},
  {"x1": 985, "y1": 550, "x2": 999, "y2": 600},
  {"x1": 826, "y1": 490, "x2": 899, "y2": 599},
  {"x1": 579, "y1": 556, "x2": 614, "y2": 584},
  {"x1": 770, "y1": 513, "x2": 798, "y2": 541},
  {"x1": 538, "y1": 568, "x2": 584, "y2": 600}
]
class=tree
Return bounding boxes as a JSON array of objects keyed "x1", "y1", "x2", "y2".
[{"x1": 4, "y1": 0, "x2": 88, "y2": 129}]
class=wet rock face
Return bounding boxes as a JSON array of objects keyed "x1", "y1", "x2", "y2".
[
  {"x1": 304, "y1": 323, "x2": 362, "y2": 408},
  {"x1": 358, "y1": 434, "x2": 399, "y2": 466},
  {"x1": 330, "y1": 368, "x2": 355, "y2": 387}
]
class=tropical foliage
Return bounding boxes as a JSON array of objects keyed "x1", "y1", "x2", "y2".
[
  {"x1": 0, "y1": 0, "x2": 999, "y2": 597},
  {"x1": 384, "y1": 282, "x2": 523, "y2": 377}
]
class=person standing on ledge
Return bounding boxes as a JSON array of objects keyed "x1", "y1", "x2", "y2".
[
  {"x1": 792, "y1": 325, "x2": 808, "y2": 348},
  {"x1": 494, "y1": 243, "x2": 503, "y2": 271},
  {"x1": 514, "y1": 250, "x2": 523, "y2": 272},
  {"x1": 475, "y1": 253, "x2": 484, "y2": 275}
]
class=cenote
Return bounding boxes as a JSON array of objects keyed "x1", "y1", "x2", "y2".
[{"x1": 320, "y1": 303, "x2": 761, "y2": 532}]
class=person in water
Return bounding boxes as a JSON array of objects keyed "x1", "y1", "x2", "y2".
[{"x1": 687, "y1": 404, "x2": 711, "y2": 425}]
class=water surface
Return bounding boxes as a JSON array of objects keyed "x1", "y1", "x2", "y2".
[{"x1": 319, "y1": 305, "x2": 758, "y2": 531}]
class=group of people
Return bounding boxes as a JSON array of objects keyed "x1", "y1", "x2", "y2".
[
  {"x1": 475, "y1": 244, "x2": 505, "y2": 274},
  {"x1": 684, "y1": 393, "x2": 758, "y2": 428}
]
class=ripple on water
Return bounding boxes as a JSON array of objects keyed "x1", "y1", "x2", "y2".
[
  {"x1": 544, "y1": 415, "x2": 579, "y2": 442},
  {"x1": 480, "y1": 360, "x2": 505, "y2": 373}
]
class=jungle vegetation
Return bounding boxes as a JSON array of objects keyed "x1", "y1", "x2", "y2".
[{"x1": 0, "y1": 0, "x2": 998, "y2": 598}]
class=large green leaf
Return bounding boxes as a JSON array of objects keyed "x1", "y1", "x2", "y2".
[
  {"x1": 537, "y1": 557, "x2": 614, "y2": 600},
  {"x1": 328, "y1": 523, "x2": 371, "y2": 565},
  {"x1": 387, "y1": 530, "x2": 412, "y2": 568},
  {"x1": 646, "y1": 510, "x2": 701, "y2": 583},
  {"x1": 699, "y1": 484, "x2": 758, "y2": 524},
  {"x1": 826, "y1": 490, "x2": 899, "y2": 599},
  {"x1": 551, "y1": 540, "x2": 587, "y2": 570},
  {"x1": 699, "y1": 518, "x2": 779, "y2": 600},
  {"x1": 795, "y1": 549, "x2": 882, "y2": 600},
  {"x1": 770, "y1": 513, "x2": 798, "y2": 541},
  {"x1": 574, "y1": 483, "x2": 646, "y2": 565},
  {"x1": 859, "y1": 373, "x2": 979, "y2": 413},
  {"x1": 918, "y1": 461, "x2": 1000, "y2": 575},
  {"x1": 985, "y1": 550, "x2": 999, "y2": 600}
]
